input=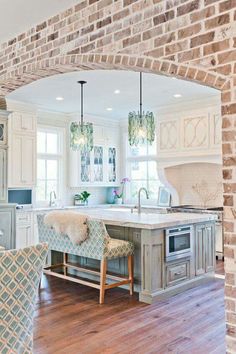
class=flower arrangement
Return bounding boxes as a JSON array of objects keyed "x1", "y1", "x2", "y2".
[{"x1": 113, "y1": 177, "x2": 130, "y2": 204}]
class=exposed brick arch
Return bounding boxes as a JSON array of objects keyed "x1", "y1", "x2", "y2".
[
  {"x1": 0, "y1": 0, "x2": 236, "y2": 350},
  {"x1": 0, "y1": 53, "x2": 229, "y2": 96}
]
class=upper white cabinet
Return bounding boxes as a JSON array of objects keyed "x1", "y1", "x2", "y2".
[
  {"x1": 11, "y1": 112, "x2": 36, "y2": 134},
  {"x1": 8, "y1": 112, "x2": 37, "y2": 188},
  {"x1": 0, "y1": 118, "x2": 7, "y2": 146},
  {"x1": 69, "y1": 123, "x2": 120, "y2": 187},
  {"x1": 157, "y1": 108, "x2": 221, "y2": 160}
]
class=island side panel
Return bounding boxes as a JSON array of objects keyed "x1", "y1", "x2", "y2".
[{"x1": 140, "y1": 228, "x2": 165, "y2": 304}]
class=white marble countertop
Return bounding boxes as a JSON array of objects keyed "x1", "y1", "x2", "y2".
[{"x1": 35, "y1": 207, "x2": 217, "y2": 230}]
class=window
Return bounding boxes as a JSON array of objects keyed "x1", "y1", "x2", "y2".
[
  {"x1": 126, "y1": 135, "x2": 162, "y2": 204},
  {"x1": 36, "y1": 127, "x2": 63, "y2": 203}
]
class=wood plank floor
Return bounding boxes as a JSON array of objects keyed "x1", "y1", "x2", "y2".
[{"x1": 34, "y1": 274, "x2": 226, "y2": 354}]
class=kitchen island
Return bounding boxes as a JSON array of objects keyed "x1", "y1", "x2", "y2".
[{"x1": 47, "y1": 208, "x2": 217, "y2": 304}]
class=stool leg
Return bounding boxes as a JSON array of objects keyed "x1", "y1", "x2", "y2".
[
  {"x1": 100, "y1": 259, "x2": 107, "y2": 304},
  {"x1": 63, "y1": 253, "x2": 68, "y2": 276},
  {"x1": 128, "y1": 255, "x2": 134, "y2": 295}
]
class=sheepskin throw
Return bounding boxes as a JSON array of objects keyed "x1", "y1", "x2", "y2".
[{"x1": 44, "y1": 211, "x2": 88, "y2": 245}]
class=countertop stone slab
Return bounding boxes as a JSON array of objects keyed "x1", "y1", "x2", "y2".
[{"x1": 34, "y1": 208, "x2": 217, "y2": 230}]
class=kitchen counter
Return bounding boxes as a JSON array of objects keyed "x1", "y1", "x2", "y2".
[{"x1": 57, "y1": 208, "x2": 217, "y2": 230}]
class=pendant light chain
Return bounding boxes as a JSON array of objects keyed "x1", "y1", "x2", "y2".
[{"x1": 139, "y1": 72, "x2": 142, "y2": 120}]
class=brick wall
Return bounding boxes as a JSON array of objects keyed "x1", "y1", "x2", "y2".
[{"x1": 0, "y1": 0, "x2": 236, "y2": 350}]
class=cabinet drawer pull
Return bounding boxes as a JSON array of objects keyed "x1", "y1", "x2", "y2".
[
  {"x1": 0, "y1": 229, "x2": 3, "y2": 237},
  {"x1": 174, "y1": 271, "x2": 182, "y2": 276}
]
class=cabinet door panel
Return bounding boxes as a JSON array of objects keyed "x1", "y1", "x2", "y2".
[
  {"x1": 12, "y1": 113, "x2": 36, "y2": 134},
  {"x1": 16, "y1": 225, "x2": 31, "y2": 249},
  {"x1": 195, "y1": 224, "x2": 205, "y2": 276},
  {"x1": 0, "y1": 211, "x2": 14, "y2": 249},
  {"x1": 21, "y1": 136, "x2": 35, "y2": 185},
  {"x1": 10, "y1": 135, "x2": 22, "y2": 186},
  {"x1": 205, "y1": 224, "x2": 215, "y2": 273},
  {"x1": 10, "y1": 134, "x2": 35, "y2": 187},
  {"x1": 0, "y1": 149, "x2": 7, "y2": 202},
  {"x1": 106, "y1": 225, "x2": 126, "y2": 275},
  {"x1": 128, "y1": 229, "x2": 141, "y2": 283}
]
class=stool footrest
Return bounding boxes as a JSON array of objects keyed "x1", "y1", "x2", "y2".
[{"x1": 42, "y1": 253, "x2": 134, "y2": 304}]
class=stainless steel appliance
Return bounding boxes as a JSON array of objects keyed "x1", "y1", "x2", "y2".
[
  {"x1": 8, "y1": 189, "x2": 32, "y2": 209},
  {"x1": 165, "y1": 225, "x2": 193, "y2": 261},
  {"x1": 171, "y1": 205, "x2": 223, "y2": 260}
]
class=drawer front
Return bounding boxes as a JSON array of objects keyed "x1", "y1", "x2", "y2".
[
  {"x1": 166, "y1": 261, "x2": 190, "y2": 287},
  {"x1": 16, "y1": 212, "x2": 32, "y2": 224}
]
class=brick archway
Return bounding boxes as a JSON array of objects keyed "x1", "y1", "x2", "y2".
[
  {"x1": 0, "y1": 0, "x2": 236, "y2": 350},
  {"x1": 0, "y1": 53, "x2": 229, "y2": 96}
]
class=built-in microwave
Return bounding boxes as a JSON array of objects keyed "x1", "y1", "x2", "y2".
[
  {"x1": 8, "y1": 189, "x2": 32, "y2": 209},
  {"x1": 165, "y1": 225, "x2": 193, "y2": 261}
]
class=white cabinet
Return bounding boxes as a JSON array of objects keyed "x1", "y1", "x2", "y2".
[
  {"x1": 69, "y1": 144, "x2": 119, "y2": 187},
  {"x1": 16, "y1": 224, "x2": 32, "y2": 249},
  {"x1": 8, "y1": 112, "x2": 37, "y2": 188},
  {"x1": 0, "y1": 118, "x2": 7, "y2": 146},
  {"x1": 69, "y1": 123, "x2": 120, "y2": 187},
  {"x1": 11, "y1": 112, "x2": 36, "y2": 134},
  {"x1": 9, "y1": 134, "x2": 36, "y2": 187},
  {"x1": 0, "y1": 148, "x2": 7, "y2": 202},
  {"x1": 16, "y1": 211, "x2": 34, "y2": 249}
]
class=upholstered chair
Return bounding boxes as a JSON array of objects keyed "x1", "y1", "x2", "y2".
[
  {"x1": 0, "y1": 243, "x2": 48, "y2": 353},
  {"x1": 37, "y1": 215, "x2": 134, "y2": 304}
]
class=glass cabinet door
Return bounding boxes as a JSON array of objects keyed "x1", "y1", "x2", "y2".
[
  {"x1": 94, "y1": 146, "x2": 103, "y2": 182},
  {"x1": 108, "y1": 147, "x2": 116, "y2": 182},
  {"x1": 81, "y1": 150, "x2": 91, "y2": 182}
]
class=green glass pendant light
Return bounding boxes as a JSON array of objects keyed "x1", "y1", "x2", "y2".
[
  {"x1": 128, "y1": 72, "x2": 155, "y2": 146},
  {"x1": 70, "y1": 80, "x2": 93, "y2": 152}
]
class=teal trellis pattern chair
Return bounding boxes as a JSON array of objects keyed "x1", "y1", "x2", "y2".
[
  {"x1": 37, "y1": 214, "x2": 134, "y2": 304},
  {"x1": 0, "y1": 243, "x2": 48, "y2": 354}
]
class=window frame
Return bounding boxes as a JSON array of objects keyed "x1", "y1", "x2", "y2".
[
  {"x1": 36, "y1": 125, "x2": 64, "y2": 206},
  {"x1": 124, "y1": 132, "x2": 161, "y2": 205}
]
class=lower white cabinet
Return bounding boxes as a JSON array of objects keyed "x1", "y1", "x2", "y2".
[
  {"x1": 16, "y1": 211, "x2": 35, "y2": 249},
  {"x1": 16, "y1": 224, "x2": 32, "y2": 249}
]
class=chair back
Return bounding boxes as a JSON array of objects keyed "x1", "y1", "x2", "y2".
[
  {"x1": 0, "y1": 243, "x2": 48, "y2": 353},
  {"x1": 37, "y1": 214, "x2": 110, "y2": 260}
]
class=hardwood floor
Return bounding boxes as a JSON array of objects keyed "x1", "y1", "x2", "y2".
[{"x1": 34, "y1": 275, "x2": 225, "y2": 354}]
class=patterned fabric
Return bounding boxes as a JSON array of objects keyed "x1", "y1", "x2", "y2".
[
  {"x1": 0, "y1": 243, "x2": 48, "y2": 354},
  {"x1": 37, "y1": 215, "x2": 134, "y2": 260},
  {"x1": 104, "y1": 238, "x2": 134, "y2": 259}
]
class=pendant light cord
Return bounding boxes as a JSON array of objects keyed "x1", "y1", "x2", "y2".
[
  {"x1": 139, "y1": 72, "x2": 142, "y2": 120},
  {"x1": 78, "y1": 80, "x2": 87, "y2": 126}
]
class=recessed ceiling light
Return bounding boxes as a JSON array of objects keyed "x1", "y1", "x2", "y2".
[
  {"x1": 56, "y1": 96, "x2": 64, "y2": 101},
  {"x1": 173, "y1": 94, "x2": 182, "y2": 98},
  {"x1": 106, "y1": 107, "x2": 113, "y2": 111},
  {"x1": 114, "y1": 89, "x2": 120, "y2": 94}
]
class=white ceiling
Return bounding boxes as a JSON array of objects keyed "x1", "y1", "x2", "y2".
[
  {"x1": 7, "y1": 70, "x2": 220, "y2": 119},
  {"x1": 0, "y1": 0, "x2": 78, "y2": 44}
]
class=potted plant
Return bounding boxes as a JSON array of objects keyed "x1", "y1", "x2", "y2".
[
  {"x1": 74, "y1": 191, "x2": 91, "y2": 206},
  {"x1": 113, "y1": 178, "x2": 130, "y2": 204}
]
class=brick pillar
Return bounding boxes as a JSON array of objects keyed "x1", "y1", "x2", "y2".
[{"x1": 222, "y1": 77, "x2": 236, "y2": 352}]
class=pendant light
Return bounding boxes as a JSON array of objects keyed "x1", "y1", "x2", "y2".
[
  {"x1": 128, "y1": 72, "x2": 155, "y2": 146},
  {"x1": 70, "y1": 80, "x2": 93, "y2": 152}
]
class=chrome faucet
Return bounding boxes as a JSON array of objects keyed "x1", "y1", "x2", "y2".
[
  {"x1": 49, "y1": 191, "x2": 57, "y2": 207},
  {"x1": 138, "y1": 187, "x2": 149, "y2": 214}
]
